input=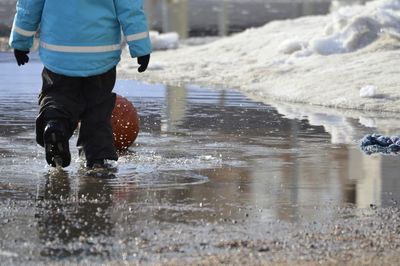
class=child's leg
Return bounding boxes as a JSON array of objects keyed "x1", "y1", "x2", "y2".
[
  {"x1": 77, "y1": 67, "x2": 118, "y2": 165},
  {"x1": 36, "y1": 68, "x2": 84, "y2": 146},
  {"x1": 36, "y1": 68, "x2": 84, "y2": 167}
]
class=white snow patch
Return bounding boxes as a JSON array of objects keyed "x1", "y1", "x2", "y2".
[
  {"x1": 360, "y1": 85, "x2": 378, "y2": 98},
  {"x1": 150, "y1": 31, "x2": 179, "y2": 50},
  {"x1": 278, "y1": 39, "x2": 307, "y2": 54},
  {"x1": 147, "y1": 61, "x2": 167, "y2": 70},
  {"x1": 359, "y1": 116, "x2": 377, "y2": 128}
]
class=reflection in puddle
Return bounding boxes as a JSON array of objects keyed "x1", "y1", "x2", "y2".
[
  {"x1": 1, "y1": 53, "x2": 400, "y2": 262},
  {"x1": 1, "y1": 53, "x2": 400, "y2": 211}
]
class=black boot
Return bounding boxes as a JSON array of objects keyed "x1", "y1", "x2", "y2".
[{"x1": 43, "y1": 120, "x2": 71, "y2": 168}]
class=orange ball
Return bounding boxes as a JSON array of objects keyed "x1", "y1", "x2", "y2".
[{"x1": 111, "y1": 94, "x2": 140, "y2": 151}]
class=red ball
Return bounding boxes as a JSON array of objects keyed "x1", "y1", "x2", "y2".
[{"x1": 111, "y1": 94, "x2": 140, "y2": 151}]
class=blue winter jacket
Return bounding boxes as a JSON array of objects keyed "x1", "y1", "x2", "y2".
[{"x1": 9, "y1": 0, "x2": 152, "y2": 77}]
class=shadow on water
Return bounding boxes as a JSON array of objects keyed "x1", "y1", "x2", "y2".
[{"x1": 1, "y1": 52, "x2": 400, "y2": 262}]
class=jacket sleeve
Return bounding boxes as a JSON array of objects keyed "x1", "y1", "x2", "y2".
[
  {"x1": 9, "y1": 0, "x2": 45, "y2": 51},
  {"x1": 115, "y1": 0, "x2": 152, "y2": 58}
]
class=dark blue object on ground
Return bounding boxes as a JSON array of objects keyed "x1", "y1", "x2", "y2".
[{"x1": 360, "y1": 134, "x2": 400, "y2": 155}]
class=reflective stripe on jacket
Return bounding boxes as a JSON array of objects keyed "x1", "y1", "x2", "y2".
[{"x1": 9, "y1": 0, "x2": 152, "y2": 77}]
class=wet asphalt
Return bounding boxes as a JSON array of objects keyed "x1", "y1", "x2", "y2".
[{"x1": 1, "y1": 52, "x2": 400, "y2": 265}]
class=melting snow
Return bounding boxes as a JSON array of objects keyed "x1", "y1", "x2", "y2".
[
  {"x1": 360, "y1": 85, "x2": 379, "y2": 98},
  {"x1": 119, "y1": 0, "x2": 400, "y2": 113}
]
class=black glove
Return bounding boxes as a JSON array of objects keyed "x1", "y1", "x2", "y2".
[
  {"x1": 14, "y1": 49, "x2": 30, "y2": 66},
  {"x1": 137, "y1": 54, "x2": 150, "y2": 73}
]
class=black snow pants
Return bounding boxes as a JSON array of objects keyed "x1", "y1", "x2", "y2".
[{"x1": 36, "y1": 67, "x2": 118, "y2": 163}]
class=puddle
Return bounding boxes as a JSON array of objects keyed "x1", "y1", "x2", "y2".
[{"x1": 1, "y1": 52, "x2": 400, "y2": 263}]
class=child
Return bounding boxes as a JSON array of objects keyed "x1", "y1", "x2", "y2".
[{"x1": 9, "y1": 0, "x2": 152, "y2": 168}]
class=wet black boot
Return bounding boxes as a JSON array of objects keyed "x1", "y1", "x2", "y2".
[{"x1": 43, "y1": 120, "x2": 71, "y2": 168}]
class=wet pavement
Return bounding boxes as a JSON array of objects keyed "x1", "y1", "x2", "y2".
[{"x1": 1, "y1": 52, "x2": 400, "y2": 265}]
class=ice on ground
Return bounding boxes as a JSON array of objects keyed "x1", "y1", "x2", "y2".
[{"x1": 119, "y1": 0, "x2": 400, "y2": 113}]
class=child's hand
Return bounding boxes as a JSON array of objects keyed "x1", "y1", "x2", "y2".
[
  {"x1": 14, "y1": 49, "x2": 30, "y2": 66},
  {"x1": 137, "y1": 54, "x2": 150, "y2": 73}
]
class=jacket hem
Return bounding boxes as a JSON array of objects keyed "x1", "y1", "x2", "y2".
[{"x1": 42, "y1": 61, "x2": 120, "y2": 77}]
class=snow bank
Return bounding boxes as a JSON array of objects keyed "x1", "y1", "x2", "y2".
[
  {"x1": 0, "y1": 37, "x2": 11, "y2": 51},
  {"x1": 149, "y1": 31, "x2": 179, "y2": 50},
  {"x1": 119, "y1": 0, "x2": 400, "y2": 113},
  {"x1": 308, "y1": 0, "x2": 400, "y2": 55}
]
